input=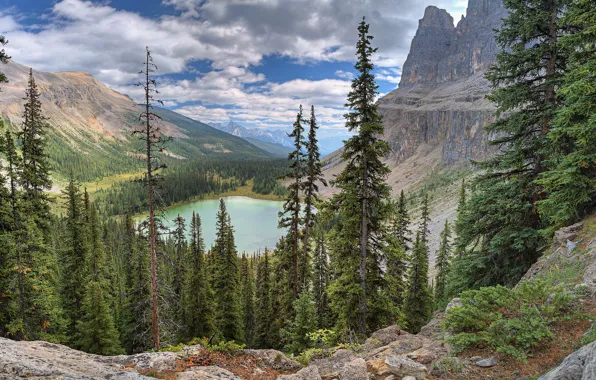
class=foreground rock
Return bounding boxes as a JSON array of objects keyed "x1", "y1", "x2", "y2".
[
  {"x1": 178, "y1": 366, "x2": 242, "y2": 380},
  {"x1": 0, "y1": 337, "x2": 154, "y2": 379},
  {"x1": 539, "y1": 341, "x2": 596, "y2": 380}
]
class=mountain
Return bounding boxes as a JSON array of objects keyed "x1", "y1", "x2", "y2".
[
  {"x1": 322, "y1": 0, "x2": 506, "y2": 258},
  {"x1": 210, "y1": 120, "x2": 346, "y2": 157},
  {"x1": 0, "y1": 60, "x2": 271, "y2": 181}
]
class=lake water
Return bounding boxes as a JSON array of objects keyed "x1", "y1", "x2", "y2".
[{"x1": 156, "y1": 196, "x2": 285, "y2": 254}]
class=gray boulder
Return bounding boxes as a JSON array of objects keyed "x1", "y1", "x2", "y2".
[
  {"x1": 339, "y1": 358, "x2": 368, "y2": 380},
  {"x1": 276, "y1": 365, "x2": 322, "y2": 380},
  {"x1": 539, "y1": 341, "x2": 596, "y2": 379},
  {"x1": 178, "y1": 366, "x2": 242, "y2": 380}
]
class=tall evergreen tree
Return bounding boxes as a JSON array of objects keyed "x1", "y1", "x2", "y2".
[
  {"x1": 434, "y1": 220, "x2": 451, "y2": 308},
  {"x1": 418, "y1": 192, "x2": 431, "y2": 245},
  {"x1": 312, "y1": 229, "x2": 330, "y2": 329},
  {"x1": 60, "y1": 175, "x2": 89, "y2": 342},
  {"x1": 279, "y1": 105, "x2": 306, "y2": 297},
  {"x1": 385, "y1": 207, "x2": 409, "y2": 313},
  {"x1": 300, "y1": 105, "x2": 327, "y2": 289},
  {"x1": 183, "y1": 212, "x2": 215, "y2": 340},
  {"x1": 283, "y1": 290, "x2": 317, "y2": 354},
  {"x1": 213, "y1": 200, "x2": 242, "y2": 342},
  {"x1": 403, "y1": 233, "x2": 431, "y2": 333},
  {"x1": 329, "y1": 18, "x2": 391, "y2": 336},
  {"x1": 395, "y1": 190, "x2": 411, "y2": 250},
  {"x1": 254, "y1": 250, "x2": 273, "y2": 348},
  {"x1": 171, "y1": 214, "x2": 186, "y2": 323},
  {"x1": 453, "y1": 180, "x2": 466, "y2": 258},
  {"x1": 453, "y1": 0, "x2": 566, "y2": 290},
  {"x1": 241, "y1": 254, "x2": 255, "y2": 347},
  {"x1": 538, "y1": 0, "x2": 596, "y2": 228}
]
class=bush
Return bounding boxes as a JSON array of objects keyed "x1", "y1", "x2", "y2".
[{"x1": 444, "y1": 280, "x2": 575, "y2": 361}]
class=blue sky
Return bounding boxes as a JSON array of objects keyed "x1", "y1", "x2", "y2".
[{"x1": 0, "y1": 0, "x2": 467, "y2": 132}]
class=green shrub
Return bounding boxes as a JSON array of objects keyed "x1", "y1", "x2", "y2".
[{"x1": 444, "y1": 280, "x2": 575, "y2": 361}]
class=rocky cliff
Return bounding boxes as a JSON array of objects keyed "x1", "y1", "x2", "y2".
[{"x1": 380, "y1": 0, "x2": 506, "y2": 167}]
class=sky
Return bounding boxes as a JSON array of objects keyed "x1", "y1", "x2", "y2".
[{"x1": 0, "y1": 0, "x2": 467, "y2": 134}]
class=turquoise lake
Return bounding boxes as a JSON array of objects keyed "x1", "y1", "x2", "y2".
[{"x1": 156, "y1": 196, "x2": 285, "y2": 254}]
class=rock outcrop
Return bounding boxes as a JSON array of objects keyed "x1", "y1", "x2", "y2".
[
  {"x1": 538, "y1": 341, "x2": 596, "y2": 380},
  {"x1": 380, "y1": 0, "x2": 507, "y2": 168}
]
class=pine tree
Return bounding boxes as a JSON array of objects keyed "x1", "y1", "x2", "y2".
[
  {"x1": 538, "y1": 0, "x2": 596, "y2": 228},
  {"x1": 301, "y1": 105, "x2": 327, "y2": 289},
  {"x1": 182, "y1": 212, "x2": 215, "y2": 340},
  {"x1": 283, "y1": 290, "x2": 317, "y2": 354},
  {"x1": 312, "y1": 229, "x2": 330, "y2": 329},
  {"x1": 134, "y1": 47, "x2": 171, "y2": 350},
  {"x1": 329, "y1": 18, "x2": 391, "y2": 336},
  {"x1": 212, "y1": 200, "x2": 242, "y2": 342},
  {"x1": 434, "y1": 220, "x2": 451, "y2": 308},
  {"x1": 60, "y1": 174, "x2": 89, "y2": 342},
  {"x1": 279, "y1": 105, "x2": 306, "y2": 297},
  {"x1": 453, "y1": 0, "x2": 566, "y2": 290},
  {"x1": 241, "y1": 254, "x2": 255, "y2": 347},
  {"x1": 403, "y1": 233, "x2": 431, "y2": 333},
  {"x1": 254, "y1": 250, "x2": 273, "y2": 348}
]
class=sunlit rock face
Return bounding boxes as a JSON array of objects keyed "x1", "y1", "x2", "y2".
[{"x1": 379, "y1": 0, "x2": 507, "y2": 167}]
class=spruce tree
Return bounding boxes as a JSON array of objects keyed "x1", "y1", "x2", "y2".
[
  {"x1": 538, "y1": 0, "x2": 596, "y2": 228},
  {"x1": 434, "y1": 220, "x2": 451, "y2": 308},
  {"x1": 403, "y1": 233, "x2": 431, "y2": 333},
  {"x1": 254, "y1": 250, "x2": 273, "y2": 348},
  {"x1": 76, "y1": 281, "x2": 123, "y2": 355},
  {"x1": 395, "y1": 190, "x2": 411, "y2": 250},
  {"x1": 453, "y1": 180, "x2": 466, "y2": 258},
  {"x1": 284, "y1": 290, "x2": 317, "y2": 354},
  {"x1": 329, "y1": 18, "x2": 391, "y2": 336},
  {"x1": 279, "y1": 105, "x2": 306, "y2": 297},
  {"x1": 312, "y1": 229, "x2": 330, "y2": 329},
  {"x1": 122, "y1": 219, "x2": 152, "y2": 353},
  {"x1": 301, "y1": 105, "x2": 327, "y2": 289},
  {"x1": 182, "y1": 212, "x2": 215, "y2": 340},
  {"x1": 60, "y1": 174, "x2": 89, "y2": 342},
  {"x1": 453, "y1": 0, "x2": 566, "y2": 290},
  {"x1": 241, "y1": 254, "x2": 255, "y2": 347},
  {"x1": 20, "y1": 69, "x2": 52, "y2": 229},
  {"x1": 213, "y1": 199, "x2": 242, "y2": 342},
  {"x1": 418, "y1": 192, "x2": 431, "y2": 245},
  {"x1": 385, "y1": 207, "x2": 409, "y2": 313},
  {"x1": 171, "y1": 215, "x2": 186, "y2": 322}
]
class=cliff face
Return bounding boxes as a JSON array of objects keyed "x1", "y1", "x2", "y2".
[{"x1": 380, "y1": 0, "x2": 506, "y2": 167}]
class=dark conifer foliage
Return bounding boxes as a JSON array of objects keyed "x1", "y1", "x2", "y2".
[
  {"x1": 254, "y1": 250, "x2": 273, "y2": 348},
  {"x1": 182, "y1": 212, "x2": 215, "y2": 341},
  {"x1": 328, "y1": 18, "x2": 391, "y2": 336},
  {"x1": 403, "y1": 233, "x2": 431, "y2": 333},
  {"x1": 279, "y1": 105, "x2": 306, "y2": 297},
  {"x1": 434, "y1": 220, "x2": 451, "y2": 308},
  {"x1": 452, "y1": 0, "x2": 567, "y2": 291}
]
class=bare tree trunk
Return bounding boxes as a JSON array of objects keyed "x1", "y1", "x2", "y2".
[{"x1": 145, "y1": 54, "x2": 160, "y2": 351}]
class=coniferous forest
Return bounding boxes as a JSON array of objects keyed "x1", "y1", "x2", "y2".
[{"x1": 0, "y1": 0, "x2": 596, "y2": 373}]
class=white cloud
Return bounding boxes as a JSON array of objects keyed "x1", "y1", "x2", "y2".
[
  {"x1": 1, "y1": 0, "x2": 468, "y2": 129},
  {"x1": 335, "y1": 70, "x2": 354, "y2": 80}
]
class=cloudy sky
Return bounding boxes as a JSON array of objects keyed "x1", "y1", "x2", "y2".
[{"x1": 0, "y1": 0, "x2": 467, "y2": 133}]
